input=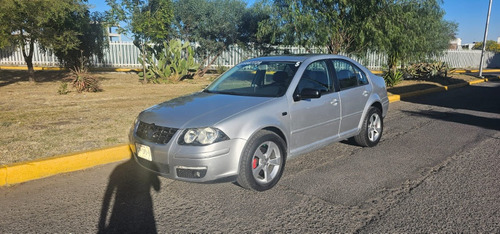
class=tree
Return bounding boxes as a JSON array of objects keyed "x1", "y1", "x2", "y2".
[
  {"x1": 106, "y1": 0, "x2": 174, "y2": 82},
  {"x1": 258, "y1": 0, "x2": 456, "y2": 74},
  {"x1": 257, "y1": 0, "x2": 380, "y2": 54},
  {"x1": 0, "y1": 9, "x2": 9, "y2": 49},
  {"x1": 367, "y1": 0, "x2": 457, "y2": 73},
  {"x1": 53, "y1": 11, "x2": 108, "y2": 69},
  {"x1": 472, "y1": 40, "x2": 500, "y2": 53},
  {"x1": 238, "y1": 1, "x2": 274, "y2": 51},
  {"x1": 0, "y1": 0, "x2": 90, "y2": 82},
  {"x1": 174, "y1": 0, "x2": 247, "y2": 76}
]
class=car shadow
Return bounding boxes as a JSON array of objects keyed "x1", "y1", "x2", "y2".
[
  {"x1": 340, "y1": 138, "x2": 360, "y2": 146},
  {"x1": 97, "y1": 159, "x2": 161, "y2": 234}
]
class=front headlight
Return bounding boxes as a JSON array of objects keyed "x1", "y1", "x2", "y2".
[{"x1": 179, "y1": 127, "x2": 229, "y2": 146}]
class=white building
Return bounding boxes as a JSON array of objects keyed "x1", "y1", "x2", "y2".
[
  {"x1": 449, "y1": 38, "x2": 462, "y2": 50},
  {"x1": 461, "y1": 43, "x2": 475, "y2": 50}
]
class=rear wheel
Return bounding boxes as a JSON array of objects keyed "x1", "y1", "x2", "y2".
[
  {"x1": 354, "y1": 106, "x2": 383, "y2": 147},
  {"x1": 237, "y1": 130, "x2": 286, "y2": 191}
]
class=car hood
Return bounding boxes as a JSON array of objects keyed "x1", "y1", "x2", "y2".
[{"x1": 138, "y1": 92, "x2": 274, "y2": 129}]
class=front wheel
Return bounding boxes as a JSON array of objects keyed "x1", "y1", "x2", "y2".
[
  {"x1": 237, "y1": 130, "x2": 286, "y2": 191},
  {"x1": 354, "y1": 106, "x2": 383, "y2": 147}
]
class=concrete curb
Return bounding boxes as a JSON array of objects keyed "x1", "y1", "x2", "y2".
[
  {"x1": 387, "y1": 77, "x2": 497, "y2": 103},
  {"x1": 0, "y1": 144, "x2": 131, "y2": 186},
  {"x1": 0, "y1": 74, "x2": 498, "y2": 187},
  {"x1": 454, "y1": 69, "x2": 500, "y2": 73}
]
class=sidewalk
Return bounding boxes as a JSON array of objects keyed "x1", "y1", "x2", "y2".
[{"x1": 0, "y1": 73, "x2": 498, "y2": 187}]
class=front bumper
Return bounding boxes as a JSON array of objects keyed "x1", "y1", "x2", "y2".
[{"x1": 130, "y1": 132, "x2": 247, "y2": 183}]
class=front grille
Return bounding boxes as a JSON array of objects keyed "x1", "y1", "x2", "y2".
[{"x1": 136, "y1": 121, "x2": 178, "y2": 144}]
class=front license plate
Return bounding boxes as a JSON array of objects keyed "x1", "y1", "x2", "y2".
[{"x1": 136, "y1": 144, "x2": 152, "y2": 161}]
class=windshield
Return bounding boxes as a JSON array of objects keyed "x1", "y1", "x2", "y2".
[{"x1": 205, "y1": 61, "x2": 299, "y2": 97}]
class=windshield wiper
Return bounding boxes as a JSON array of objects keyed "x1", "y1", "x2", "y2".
[
  {"x1": 203, "y1": 89, "x2": 240, "y2": 95},
  {"x1": 214, "y1": 91, "x2": 242, "y2": 96}
]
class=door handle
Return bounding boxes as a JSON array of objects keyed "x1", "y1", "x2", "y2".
[
  {"x1": 330, "y1": 99, "x2": 338, "y2": 106},
  {"x1": 362, "y1": 90, "x2": 369, "y2": 96}
]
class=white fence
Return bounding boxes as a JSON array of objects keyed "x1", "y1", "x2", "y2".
[{"x1": 1, "y1": 42, "x2": 499, "y2": 69}]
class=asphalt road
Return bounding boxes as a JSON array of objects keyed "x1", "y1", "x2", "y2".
[{"x1": 1, "y1": 81, "x2": 499, "y2": 233}]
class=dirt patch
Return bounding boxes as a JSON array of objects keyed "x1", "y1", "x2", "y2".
[{"x1": 0, "y1": 70, "x2": 212, "y2": 165}]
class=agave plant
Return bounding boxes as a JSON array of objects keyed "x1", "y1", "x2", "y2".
[
  {"x1": 403, "y1": 62, "x2": 453, "y2": 80},
  {"x1": 383, "y1": 70, "x2": 403, "y2": 87}
]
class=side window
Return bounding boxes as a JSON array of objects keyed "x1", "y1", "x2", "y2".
[
  {"x1": 296, "y1": 61, "x2": 332, "y2": 94},
  {"x1": 333, "y1": 60, "x2": 369, "y2": 90},
  {"x1": 354, "y1": 66, "x2": 369, "y2": 85}
]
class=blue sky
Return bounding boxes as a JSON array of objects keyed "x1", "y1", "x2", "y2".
[
  {"x1": 88, "y1": 0, "x2": 500, "y2": 44},
  {"x1": 442, "y1": 0, "x2": 499, "y2": 43}
]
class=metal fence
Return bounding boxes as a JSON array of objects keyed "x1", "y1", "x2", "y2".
[{"x1": 1, "y1": 41, "x2": 499, "y2": 69}]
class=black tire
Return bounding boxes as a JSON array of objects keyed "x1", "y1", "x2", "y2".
[
  {"x1": 354, "y1": 106, "x2": 383, "y2": 147},
  {"x1": 237, "y1": 130, "x2": 287, "y2": 191}
]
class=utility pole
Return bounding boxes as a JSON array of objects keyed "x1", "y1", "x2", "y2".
[{"x1": 479, "y1": 0, "x2": 493, "y2": 77}]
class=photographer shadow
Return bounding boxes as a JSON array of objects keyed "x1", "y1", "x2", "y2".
[{"x1": 98, "y1": 159, "x2": 160, "y2": 234}]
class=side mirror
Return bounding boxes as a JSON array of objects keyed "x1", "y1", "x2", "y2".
[{"x1": 293, "y1": 88, "x2": 321, "y2": 101}]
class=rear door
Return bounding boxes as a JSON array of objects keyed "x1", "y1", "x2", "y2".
[{"x1": 331, "y1": 59, "x2": 372, "y2": 137}]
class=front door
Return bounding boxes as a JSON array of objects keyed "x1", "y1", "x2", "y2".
[{"x1": 289, "y1": 60, "x2": 341, "y2": 155}]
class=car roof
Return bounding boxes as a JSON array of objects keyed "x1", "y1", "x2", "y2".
[{"x1": 244, "y1": 54, "x2": 350, "y2": 63}]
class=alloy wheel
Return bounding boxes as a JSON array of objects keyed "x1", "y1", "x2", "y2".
[
  {"x1": 251, "y1": 141, "x2": 282, "y2": 185},
  {"x1": 368, "y1": 113, "x2": 382, "y2": 142}
]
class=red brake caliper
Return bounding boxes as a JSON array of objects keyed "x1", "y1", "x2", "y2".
[{"x1": 252, "y1": 157, "x2": 259, "y2": 169}]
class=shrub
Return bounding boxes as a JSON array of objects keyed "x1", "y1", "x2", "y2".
[
  {"x1": 63, "y1": 53, "x2": 102, "y2": 93},
  {"x1": 383, "y1": 70, "x2": 404, "y2": 87},
  {"x1": 403, "y1": 62, "x2": 453, "y2": 80},
  {"x1": 57, "y1": 82, "x2": 70, "y2": 95},
  {"x1": 66, "y1": 66, "x2": 102, "y2": 93}
]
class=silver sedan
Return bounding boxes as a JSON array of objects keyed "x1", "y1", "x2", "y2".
[{"x1": 129, "y1": 54, "x2": 389, "y2": 191}]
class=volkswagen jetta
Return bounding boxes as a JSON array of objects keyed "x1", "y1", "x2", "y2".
[{"x1": 129, "y1": 54, "x2": 389, "y2": 191}]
